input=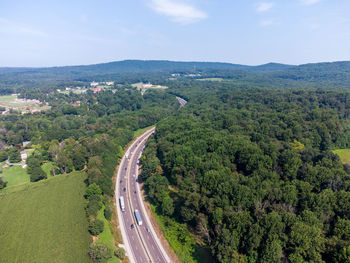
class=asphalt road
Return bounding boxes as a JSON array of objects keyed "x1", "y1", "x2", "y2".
[
  {"x1": 176, "y1": 96, "x2": 187, "y2": 107},
  {"x1": 116, "y1": 128, "x2": 170, "y2": 263}
]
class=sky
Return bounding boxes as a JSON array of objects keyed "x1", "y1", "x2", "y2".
[{"x1": 0, "y1": 0, "x2": 350, "y2": 67}]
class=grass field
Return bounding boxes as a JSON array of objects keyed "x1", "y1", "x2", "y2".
[
  {"x1": 0, "y1": 95, "x2": 37, "y2": 107},
  {"x1": 1, "y1": 165, "x2": 30, "y2": 187},
  {"x1": 333, "y1": 149, "x2": 350, "y2": 164},
  {"x1": 0, "y1": 172, "x2": 92, "y2": 263},
  {"x1": 0, "y1": 95, "x2": 50, "y2": 113},
  {"x1": 131, "y1": 83, "x2": 168, "y2": 95}
]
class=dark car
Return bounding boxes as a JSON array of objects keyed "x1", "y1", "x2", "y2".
[
  {"x1": 123, "y1": 187, "x2": 126, "y2": 192},
  {"x1": 131, "y1": 224, "x2": 135, "y2": 229}
]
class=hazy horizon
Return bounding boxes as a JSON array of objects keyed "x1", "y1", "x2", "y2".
[{"x1": 1, "y1": 58, "x2": 350, "y2": 69}]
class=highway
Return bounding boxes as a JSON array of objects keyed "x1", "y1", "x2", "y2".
[
  {"x1": 115, "y1": 127, "x2": 170, "y2": 263},
  {"x1": 176, "y1": 96, "x2": 187, "y2": 107}
]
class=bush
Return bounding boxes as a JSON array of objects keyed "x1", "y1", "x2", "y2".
[
  {"x1": 86, "y1": 199, "x2": 102, "y2": 217},
  {"x1": 85, "y1": 183, "x2": 102, "y2": 199},
  {"x1": 114, "y1": 247, "x2": 125, "y2": 260},
  {"x1": 0, "y1": 176, "x2": 7, "y2": 189},
  {"x1": 0, "y1": 151, "x2": 8, "y2": 162},
  {"x1": 30, "y1": 166, "x2": 47, "y2": 182},
  {"x1": 27, "y1": 156, "x2": 42, "y2": 174},
  {"x1": 50, "y1": 165, "x2": 60, "y2": 176},
  {"x1": 89, "y1": 219, "x2": 104, "y2": 236},
  {"x1": 104, "y1": 205, "x2": 112, "y2": 220},
  {"x1": 8, "y1": 148, "x2": 21, "y2": 163},
  {"x1": 88, "y1": 243, "x2": 111, "y2": 262}
]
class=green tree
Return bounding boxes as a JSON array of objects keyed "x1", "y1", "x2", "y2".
[
  {"x1": 161, "y1": 194, "x2": 174, "y2": 216},
  {"x1": 114, "y1": 248, "x2": 125, "y2": 260},
  {"x1": 0, "y1": 151, "x2": 8, "y2": 162},
  {"x1": 30, "y1": 166, "x2": 47, "y2": 182},
  {"x1": 289, "y1": 222, "x2": 325, "y2": 262},
  {"x1": 8, "y1": 148, "x2": 21, "y2": 163},
  {"x1": 0, "y1": 176, "x2": 7, "y2": 189},
  {"x1": 88, "y1": 243, "x2": 111, "y2": 262},
  {"x1": 85, "y1": 183, "x2": 102, "y2": 199},
  {"x1": 89, "y1": 219, "x2": 104, "y2": 236}
]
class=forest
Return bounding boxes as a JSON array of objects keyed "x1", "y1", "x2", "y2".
[
  {"x1": 2, "y1": 62, "x2": 350, "y2": 262},
  {"x1": 141, "y1": 86, "x2": 350, "y2": 263}
]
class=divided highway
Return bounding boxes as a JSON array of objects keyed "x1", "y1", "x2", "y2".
[
  {"x1": 176, "y1": 96, "x2": 187, "y2": 107},
  {"x1": 115, "y1": 127, "x2": 171, "y2": 263}
]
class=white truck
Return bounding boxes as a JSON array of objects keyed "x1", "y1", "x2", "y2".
[
  {"x1": 134, "y1": 209, "x2": 143, "y2": 225},
  {"x1": 119, "y1": 196, "x2": 125, "y2": 212}
]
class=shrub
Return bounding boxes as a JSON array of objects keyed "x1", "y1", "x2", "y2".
[
  {"x1": 30, "y1": 166, "x2": 47, "y2": 182},
  {"x1": 86, "y1": 199, "x2": 102, "y2": 217},
  {"x1": 85, "y1": 183, "x2": 102, "y2": 199},
  {"x1": 89, "y1": 219, "x2": 104, "y2": 236},
  {"x1": 88, "y1": 243, "x2": 111, "y2": 262},
  {"x1": 8, "y1": 148, "x2": 21, "y2": 163},
  {"x1": 104, "y1": 205, "x2": 112, "y2": 220},
  {"x1": 0, "y1": 176, "x2": 7, "y2": 189},
  {"x1": 0, "y1": 151, "x2": 8, "y2": 162},
  {"x1": 114, "y1": 247, "x2": 125, "y2": 260}
]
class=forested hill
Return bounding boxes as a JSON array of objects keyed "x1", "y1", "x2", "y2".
[
  {"x1": 141, "y1": 86, "x2": 350, "y2": 263},
  {"x1": 2, "y1": 60, "x2": 350, "y2": 91}
]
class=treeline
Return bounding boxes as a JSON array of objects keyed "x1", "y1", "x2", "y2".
[{"x1": 141, "y1": 88, "x2": 350, "y2": 263}]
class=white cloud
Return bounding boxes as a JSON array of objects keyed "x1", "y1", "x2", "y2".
[
  {"x1": 148, "y1": 0, "x2": 207, "y2": 24},
  {"x1": 256, "y1": 2, "x2": 274, "y2": 12},
  {"x1": 300, "y1": 0, "x2": 321, "y2": 6}
]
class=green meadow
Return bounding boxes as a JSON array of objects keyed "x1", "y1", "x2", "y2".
[
  {"x1": 333, "y1": 148, "x2": 350, "y2": 165},
  {"x1": 0, "y1": 172, "x2": 91, "y2": 263}
]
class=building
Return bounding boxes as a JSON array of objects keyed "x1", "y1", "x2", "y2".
[
  {"x1": 22, "y1": 141, "x2": 31, "y2": 147},
  {"x1": 93, "y1": 87, "x2": 102, "y2": 93},
  {"x1": 90, "y1": 81, "x2": 99, "y2": 87}
]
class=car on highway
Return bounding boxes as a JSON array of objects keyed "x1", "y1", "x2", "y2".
[{"x1": 131, "y1": 224, "x2": 135, "y2": 229}]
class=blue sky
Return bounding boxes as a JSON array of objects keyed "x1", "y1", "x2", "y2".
[{"x1": 1, "y1": 0, "x2": 350, "y2": 67}]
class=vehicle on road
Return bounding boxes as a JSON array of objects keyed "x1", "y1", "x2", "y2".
[
  {"x1": 134, "y1": 209, "x2": 143, "y2": 225},
  {"x1": 131, "y1": 224, "x2": 134, "y2": 229},
  {"x1": 119, "y1": 196, "x2": 125, "y2": 212}
]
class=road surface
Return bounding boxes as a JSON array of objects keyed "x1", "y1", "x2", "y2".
[
  {"x1": 176, "y1": 96, "x2": 187, "y2": 107},
  {"x1": 115, "y1": 127, "x2": 170, "y2": 263}
]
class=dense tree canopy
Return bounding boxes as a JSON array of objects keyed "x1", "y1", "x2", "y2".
[{"x1": 141, "y1": 87, "x2": 350, "y2": 263}]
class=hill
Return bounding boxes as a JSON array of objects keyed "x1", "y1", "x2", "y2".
[{"x1": 1, "y1": 60, "x2": 350, "y2": 91}]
